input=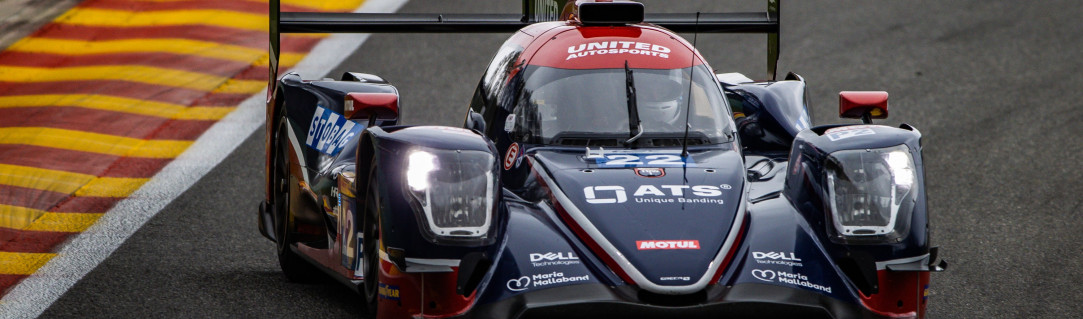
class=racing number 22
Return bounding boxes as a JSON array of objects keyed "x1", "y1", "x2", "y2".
[{"x1": 599, "y1": 154, "x2": 689, "y2": 167}]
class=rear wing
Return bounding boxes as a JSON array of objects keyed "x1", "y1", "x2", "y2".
[{"x1": 269, "y1": 0, "x2": 780, "y2": 96}]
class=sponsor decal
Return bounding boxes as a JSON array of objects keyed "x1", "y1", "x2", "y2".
[
  {"x1": 566, "y1": 41, "x2": 671, "y2": 61},
  {"x1": 306, "y1": 105, "x2": 364, "y2": 156},
  {"x1": 507, "y1": 272, "x2": 590, "y2": 292},
  {"x1": 637, "y1": 240, "x2": 700, "y2": 250},
  {"x1": 751, "y1": 269, "x2": 832, "y2": 293},
  {"x1": 593, "y1": 153, "x2": 692, "y2": 168},
  {"x1": 751, "y1": 251, "x2": 804, "y2": 267},
  {"x1": 659, "y1": 276, "x2": 691, "y2": 282},
  {"x1": 796, "y1": 114, "x2": 810, "y2": 131},
  {"x1": 504, "y1": 143, "x2": 520, "y2": 170},
  {"x1": 582, "y1": 184, "x2": 731, "y2": 205},
  {"x1": 378, "y1": 283, "x2": 400, "y2": 300},
  {"x1": 353, "y1": 232, "x2": 364, "y2": 278},
  {"x1": 635, "y1": 167, "x2": 665, "y2": 177},
  {"x1": 529, "y1": 252, "x2": 580, "y2": 267},
  {"x1": 824, "y1": 125, "x2": 876, "y2": 141},
  {"x1": 751, "y1": 269, "x2": 775, "y2": 281},
  {"x1": 583, "y1": 186, "x2": 627, "y2": 204},
  {"x1": 335, "y1": 188, "x2": 361, "y2": 274},
  {"x1": 923, "y1": 284, "x2": 929, "y2": 301},
  {"x1": 504, "y1": 114, "x2": 516, "y2": 132},
  {"x1": 507, "y1": 276, "x2": 530, "y2": 291}
]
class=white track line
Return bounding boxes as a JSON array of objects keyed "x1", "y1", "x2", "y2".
[{"x1": 0, "y1": 0, "x2": 408, "y2": 317}]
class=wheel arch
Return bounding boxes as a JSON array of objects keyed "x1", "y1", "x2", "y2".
[
  {"x1": 354, "y1": 127, "x2": 382, "y2": 199},
  {"x1": 265, "y1": 84, "x2": 287, "y2": 200}
]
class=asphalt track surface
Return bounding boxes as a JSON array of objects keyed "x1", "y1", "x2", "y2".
[{"x1": 38, "y1": 0, "x2": 1083, "y2": 318}]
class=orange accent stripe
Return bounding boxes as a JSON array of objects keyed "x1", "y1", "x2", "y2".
[
  {"x1": 0, "y1": 65, "x2": 264, "y2": 94},
  {"x1": 125, "y1": 0, "x2": 364, "y2": 12},
  {"x1": 26, "y1": 25, "x2": 323, "y2": 49},
  {"x1": 0, "y1": 51, "x2": 248, "y2": 76},
  {"x1": 0, "y1": 144, "x2": 168, "y2": 178},
  {"x1": 0, "y1": 81, "x2": 251, "y2": 107},
  {"x1": 56, "y1": 8, "x2": 269, "y2": 31},
  {"x1": 7, "y1": 37, "x2": 308, "y2": 67},
  {"x1": 0, "y1": 94, "x2": 235, "y2": 121},
  {"x1": 0, "y1": 127, "x2": 193, "y2": 159},
  {"x1": 81, "y1": 0, "x2": 347, "y2": 16},
  {"x1": 0, "y1": 163, "x2": 148, "y2": 197},
  {"x1": 0, "y1": 252, "x2": 55, "y2": 275},
  {"x1": 0, "y1": 205, "x2": 103, "y2": 232},
  {"x1": 0, "y1": 107, "x2": 171, "y2": 139}
]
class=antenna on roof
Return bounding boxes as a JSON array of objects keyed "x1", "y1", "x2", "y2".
[
  {"x1": 767, "y1": 0, "x2": 780, "y2": 81},
  {"x1": 680, "y1": 12, "x2": 700, "y2": 158},
  {"x1": 624, "y1": 60, "x2": 644, "y2": 147}
]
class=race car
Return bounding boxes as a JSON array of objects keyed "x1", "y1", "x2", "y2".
[{"x1": 257, "y1": 1, "x2": 946, "y2": 318}]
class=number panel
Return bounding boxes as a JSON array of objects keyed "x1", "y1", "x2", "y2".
[{"x1": 593, "y1": 153, "x2": 693, "y2": 168}]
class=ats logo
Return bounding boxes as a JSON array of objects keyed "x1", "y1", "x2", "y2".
[
  {"x1": 584, "y1": 186, "x2": 626, "y2": 204},
  {"x1": 637, "y1": 240, "x2": 700, "y2": 250},
  {"x1": 582, "y1": 184, "x2": 731, "y2": 205}
]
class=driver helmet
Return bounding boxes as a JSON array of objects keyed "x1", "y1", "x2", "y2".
[{"x1": 638, "y1": 75, "x2": 684, "y2": 124}]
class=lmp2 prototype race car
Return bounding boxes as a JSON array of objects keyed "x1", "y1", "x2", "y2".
[{"x1": 257, "y1": 0, "x2": 946, "y2": 318}]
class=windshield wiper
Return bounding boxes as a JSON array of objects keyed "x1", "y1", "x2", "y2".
[{"x1": 624, "y1": 61, "x2": 643, "y2": 146}]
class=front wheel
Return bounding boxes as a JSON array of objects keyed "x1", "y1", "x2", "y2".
[{"x1": 273, "y1": 117, "x2": 320, "y2": 283}]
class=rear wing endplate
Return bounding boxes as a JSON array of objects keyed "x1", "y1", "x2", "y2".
[{"x1": 269, "y1": 0, "x2": 780, "y2": 98}]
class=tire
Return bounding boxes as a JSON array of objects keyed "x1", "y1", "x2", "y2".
[
  {"x1": 362, "y1": 165, "x2": 381, "y2": 316},
  {"x1": 273, "y1": 117, "x2": 321, "y2": 283}
]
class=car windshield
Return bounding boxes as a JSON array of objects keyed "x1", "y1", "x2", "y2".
[{"x1": 510, "y1": 65, "x2": 732, "y2": 146}]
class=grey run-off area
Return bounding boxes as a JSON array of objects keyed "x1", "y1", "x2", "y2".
[{"x1": 0, "y1": 0, "x2": 80, "y2": 51}]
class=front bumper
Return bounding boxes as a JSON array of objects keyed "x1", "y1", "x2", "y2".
[{"x1": 463, "y1": 283, "x2": 883, "y2": 319}]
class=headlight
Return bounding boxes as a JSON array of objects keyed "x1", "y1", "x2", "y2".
[
  {"x1": 824, "y1": 144, "x2": 916, "y2": 243},
  {"x1": 405, "y1": 148, "x2": 497, "y2": 245}
]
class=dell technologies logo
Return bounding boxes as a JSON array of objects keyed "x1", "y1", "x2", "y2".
[{"x1": 529, "y1": 252, "x2": 580, "y2": 267}]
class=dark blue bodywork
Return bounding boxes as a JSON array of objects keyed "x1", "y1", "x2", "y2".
[
  {"x1": 262, "y1": 66, "x2": 940, "y2": 318},
  {"x1": 259, "y1": 1, "x2": 944, "y2": 317}
]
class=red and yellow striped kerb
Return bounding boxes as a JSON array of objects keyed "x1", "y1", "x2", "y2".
[{"x1": 0, "y1": 0, "x2": 364, "y2": 297}]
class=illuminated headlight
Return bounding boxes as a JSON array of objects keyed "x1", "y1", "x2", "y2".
[
  {"x1": 824, "y1": 144, "x2": 916, "y2": 243},
  {"x1": 405, "y1": 148, "x2": 497, "y2": 244}
]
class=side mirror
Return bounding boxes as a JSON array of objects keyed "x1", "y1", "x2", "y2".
[
  {"x1": 839, "y1": 91, "x2": 888, "y2": 124},
  {"x1": 345, "y1": 92, "x2": 399, "y2": 126},
  {"x1": 464, "y1": 109, "x2": 486, "y2": 133}
]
